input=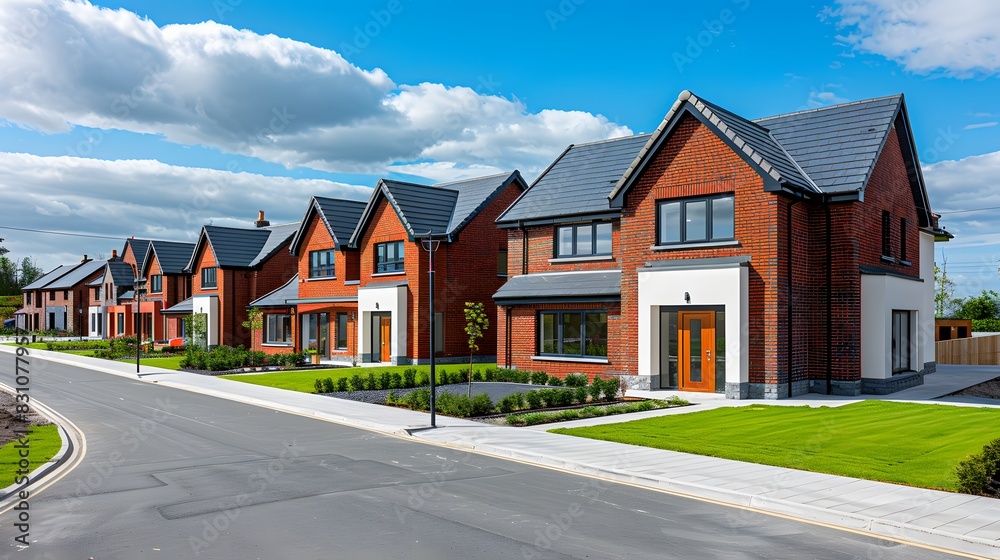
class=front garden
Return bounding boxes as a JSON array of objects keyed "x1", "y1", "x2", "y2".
[{"x1": 552, "y1": 401, "x2": 1000, "y2": 494}]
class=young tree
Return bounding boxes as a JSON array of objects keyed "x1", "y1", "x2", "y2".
[
  {"x1": 955, "y1": 290, "x2": 1000, "y2": 321},
  {"x1": 183, "y1": 313, "x2": 208, "y2": 349},
  {"x1": 242, "y1": 307, "x2": 263, "y2": 351},
  {"x1": 464, "y1": 301, "x2": 489, "y2": 398},
  {"x1": 934, "y1": 261, "x2": 957, "y2": 318}
]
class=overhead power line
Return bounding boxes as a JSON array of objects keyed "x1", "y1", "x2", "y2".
[{"x1": 0, "y1": 225, "x2": 123, "y2": 240}]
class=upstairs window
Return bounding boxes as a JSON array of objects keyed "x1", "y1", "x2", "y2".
[
  {"x1": 201, "y1": 267, "x2": 217, "y2": 289},
  {"x1": 658, "y1": 194, "x2": 735, "y2": 245},
  {"x1": 555, "y1": 222, "x2": 612, "y2": 258},
  {"x1": 882, "y1": 211, "x2": 892, "y2": 258},
  {"x1": 25, "y1": 293, "x2": 32, "y2": 306},
  {"x1": 899, "y1": 218, "x2": 908, "y2": 262},
  {"x1": 150, "y1": 275, "x2": 163, "y2": 293},
  {"x1": 94, "y1": 286, "x2": 101, "y2": 300},
  {"x1": 309, "y1": 250, "x2": 336, "y2": 278},
  {"x1": 375, "y1": 241, "x2": 405, "y2": 274},
  {"x1": 498, "y1": 249, "x2": 508, "y2": 276},
  {"x1": 49, "y1": 291, "x2": 55, "y2": 301}
]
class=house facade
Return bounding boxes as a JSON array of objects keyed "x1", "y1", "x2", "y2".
[
  {"x1": 138, "y1": 240, "x2": 195, "y2": 341},
  {"x1": 495, "y1": 91, "x2": 947, "y2": 398},
  {"x1": 21, "y1": 256, "x2": 105, "y2": 336},
  {"x1": 180, "y1": 212, "x2": 297, "y2": 348}
]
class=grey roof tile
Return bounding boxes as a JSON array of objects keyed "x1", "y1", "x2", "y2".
[
  {"x1": 249, "y1": 223, "x2": 298, "y2": 268},
  {"x1": 147, "y1": 240, "x2": 196, "y2": 275},
  {"x1": 124, "y1": 239, "x2": 152, "y2": 273},
  {"x1": 44, "y1": 260, "x2": 106, "y2": 290},
  {"x1": 493, "y1": 270, "x2": 621, "y2": 303},
  {"x1": 351, "y1": 171, "x2": 524, "y2": 245},
  {"x1": 249, "y1": 274, "x2": 298, "y2": 308},
  {"x1": 192, "y1": 223, "x2": 298, "y2": 270},
  {"x1": 107, "y1": 261, "x2": 137, "y2": 287},
  {"x1": 23, "y1": 265, "x2": 71, "y2": 291},
  {"x1": 162, "y1": 297, "x2": 193, "y2": 315},
  {"x1": 290, "y1": 197, "x2": 367, "y2": 254},
  {"x1": 497, "y1": 135, "x2": 649, "y2": 224}
]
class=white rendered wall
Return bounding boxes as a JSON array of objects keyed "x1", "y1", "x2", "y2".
[{"x1": 358, "y1": 284, "x2": 408, "y2": 363}]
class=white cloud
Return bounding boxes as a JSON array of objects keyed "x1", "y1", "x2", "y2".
[
  {"x1": 963, "y1": 122, "x2": 998, "y2": 130},
  {"x1": 830, "y1": 0, "x2": 1000, "y2": 77},
  {"x1": 925, "y1": 151, "x2": 1000, "y2": 241},
  {"x1": 0, "y1": 0, "x2": 631, "y2": 181},
  {"x1": 0, "y1": 152, "x2": 371, "y2": 270}
]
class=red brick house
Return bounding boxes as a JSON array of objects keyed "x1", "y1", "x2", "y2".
[
  {"x1": 179, "y1": 213, "x2": 297, "y2": 347},
  {"x1": 495, "y1": 91, "x2": 949, "y2": 398},
  {"x1": 138, "y1": 240, "x2": 195, "y2": 341},
  {"x1": 340, "y1": 171, "x2": 527, "y2": 365},
  {"x1": 86, "y1": 256, "x2": 138, "y2": 339},
  {"x1": 20, "y1": 256, "x2": 105, "y2": 336}
]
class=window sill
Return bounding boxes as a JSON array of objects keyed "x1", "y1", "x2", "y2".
[
  {"x1": 899, "y1": 260, "x2": 912, "y2": 267},
  {"x1": 199, "y1": 287, "x2": 218, "y2": 291},
  {"x1": 305, "y1": 276, "x2": 337, "y2": 282},
  {"x1": 371, "y1": 271, "x2": 406, "y2": 278},
  {"x1": 344, "y1": 280, "x2": 360, "y2": 286},
  {"x1": 881, "y1": 255, "x2": 896, "y2": 264},
  {"x1": 652, "y1": 240, "x2": 740, "y2": 251},
  {"x1": 497, "y1": 274, "x2": 508, "y2": 278},
  {"x1": 531, "y1": 355, "x2": 609, "y2": 364},
  {"x1": 263, "y1": 343, "x2": 293, "y2": 347},
  {"x1": 548, "y1": 255, "x2": 615, "y2": 264}
]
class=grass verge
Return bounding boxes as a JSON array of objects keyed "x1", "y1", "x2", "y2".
[
  {"x1": 506, "y1": 399, "x2": 683, "y2": 427},
  {"x1": 0, "y1": 425, "x2": 61, "y2": 483},
  {"x1": 227, "y1": 363, "x2": 498, "y2": 393},
  {"x1": 550, "y1": 401, "x2": 1000, "y2": 491}
]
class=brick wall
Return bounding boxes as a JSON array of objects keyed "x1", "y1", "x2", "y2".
[{"x1": 619, "y1": 114, "x2": 781, "y2": 384}]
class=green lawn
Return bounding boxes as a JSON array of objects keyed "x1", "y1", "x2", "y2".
[
  {"x1": 139, "y1": 355, "x2": 185, "y2": 370},
  {"x1": 0, "y1": 424, "x2": 61, "y2": 483},
  {"x1": 227, "y1": 362, "x2": 497, "y2": 393},
  {"x1": 551, "y1": 401, "x2": 1000, "y2": 491}
]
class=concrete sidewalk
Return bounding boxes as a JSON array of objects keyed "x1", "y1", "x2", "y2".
[{"x1": 4, "y1": 345, "x2": 999, "y2": 558}]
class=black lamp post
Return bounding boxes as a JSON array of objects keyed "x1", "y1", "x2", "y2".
[
  {"x1": 134, "y1": 275, "x2": 146, "y2": 374},
  {"x1": 420, "y1": 231, "x2": 443, "y2": 428}
]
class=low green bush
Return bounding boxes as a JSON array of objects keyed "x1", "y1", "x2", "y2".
[
  {"x1": 336, "y1": 378, "x2": 349, "y2": 392},
  {"x1": 564, "y1": 373, "x2": 589, "y2": 388},
  {"x1": 366, "y1": 372, "x2": 378, "y2": 390},
  {"x1": 972, "y1": 318, "x2": 1000, "y2": 333},
  {"x1": 322, "y1": 377, "x2": 335, "y2": 393},
  {"x1": 496, "y1": 393, "x2": 523, "y2": 414},
  {"x1": 348, "y1": 374, "x2": 365, "y2": 392},
  {"x1": 574, "y1": 386, "x2": 589, "y2": 404},
  {"x1": 956, "y1": 438, "x2": 1000, "y2": 497},
  {"x1": 506, "y1": 400, "x2": 660, "y2": 427},
  {"x1": 470, "y1": 393, "x2": 494, "y2": 416},
  {"x1": 525, "y1": 390, "x2": 543, "y2": 409},
  {"x1": 546, "y1": 375, "x2": 564, "y2": 387},
  {"x1": 436, "y1": 392, "x2": 471, "y2": 417},
  {"x1": 45, "y1": 340, "x2": 110, "y2": 351},
  {"x1": 379, "y1": 371, "x2": 392, "y2": 390},
  {"x1": 389, "y1": 372, "x2": 402, "y2": 389},
  {"x1": 313, "y1": 379, "x2": 324, "y2": 393},
  {"x1": 403, "y1": 368, "x2": 417, "y2": 388},
  {"x1": 530, "y1": 371, "x2": 549, "y2": 385}
]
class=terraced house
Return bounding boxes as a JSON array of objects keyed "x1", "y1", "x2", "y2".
[
  {"x1": 495, "y1": 91, "x2": 950, "y2": 399},
  {"x1": 252, "y1": 171, "x2": 527, "y2": 365},
  {"x1": 21, "y1": 256, "x2": 105, "y2": 336}
]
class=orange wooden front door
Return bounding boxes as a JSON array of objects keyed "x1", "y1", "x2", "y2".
[
  {"x1": 379, "y1": 316, "x2": 392, "y2": 363},
  {"x1": 679, "y1": 311, "x2": 715, "y2": 392}
]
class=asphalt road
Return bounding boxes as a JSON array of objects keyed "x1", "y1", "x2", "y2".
[{"x1": 0, "y1": 358, "x2": 966, "y2": 559}]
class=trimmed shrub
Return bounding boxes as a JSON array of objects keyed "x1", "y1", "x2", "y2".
[
  {"x1": 530, "y1": 371, "x2": 549, "y2": 385},
  {"x1": 546, "y1": 375, "x2": 564, "y2": 387},
  {"x1": 313, "y1": 379, "x2": 324, "y2": 393},
  {"x1": 470, "y1": 394, "x2": 494, "y2": 416},
  {"x1": 472, "y1": 369, "x2": 484, "y2": 382},
  {"x1": 574, "y1": 386, "x2": 589, "y2": 404},
  {"x1": 497, "y1": 393, "x2": 522, "y2": 414},
  {"x1": 365, "y1": 372, "x2": 378, "y2": 390},
  {"x1": 956, "y1": 438, "x2": 1000, "y2": 497},
  {"x1": 564, "y1": 373, "x2": 589, "y2": 388},
  {"x1": 401, "y1": 389, "x2": 431, "y2": 411},
  {"x1": 348, "y1": 374, "x2": 365, "y2": 392},
  {"x1": 321, "y1": 377, "x2": 335, "y2": 393},
  {"x1": 390, "y1": 372, "x2": 403, "y2": 389},
  {"x1": 378, "y1": 371, "x2": 392, "y2": 391},
  {"x1": 415, "y1": 370, "x2": 430, "y2": 387},
  {"x1": 403, "y1": 368, "x2": 417, "y2": 388},
  {"x1": 525, "y1": 390, "x2": 543, "y2": 410},
  {"x1": 588, "y1": 379, "x2": 604, "y2": 402},
  {"x1": 336, "y1": 378, "x2": 349, "y2": 392},
  {"x1": 436, "y1": 392, "x2": 472, "y2": 417}
]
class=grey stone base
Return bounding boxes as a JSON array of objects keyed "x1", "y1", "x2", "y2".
[
  {"x1": 807, "y1": 379, "x2": 863, "y2": 396},
  {"x1": 632, "y1": 375, "x2": 653, "y2": 390},
  {"x1": 921, "y1": 361, "x2": 936, "y2": 374},
  {"x1": 725, "y1": 382, "x2": 748, "y2": 399},
  {"x1": 861, "y1": 372, "x2": 925, "y2": 395}
]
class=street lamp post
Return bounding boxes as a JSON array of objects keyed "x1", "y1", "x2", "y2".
[
  {"x1": 134, "y1": 276, "x2": 146, "y2": 374},
  {"x1": 420, "y1": 231, "x2": 443, "y2": 428}
]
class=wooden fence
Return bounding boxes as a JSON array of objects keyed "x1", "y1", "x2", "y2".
[{"x1": 936, "y1": 334, "x2": 1000, "y2": 365}]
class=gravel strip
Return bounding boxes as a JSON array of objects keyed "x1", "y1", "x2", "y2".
[{"x1": 949, "y1": 376, "x2": 1000, "y2": 400}]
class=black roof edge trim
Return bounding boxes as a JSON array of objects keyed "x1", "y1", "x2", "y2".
[
  {"x1": 641, "y1": 255, "x2": 751, "y2": 270},
  {"x1": 494, "y1": 296, "x2": 622, "y2": 306}
]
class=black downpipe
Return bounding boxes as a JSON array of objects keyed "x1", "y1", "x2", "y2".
[
  {"x1": 787, "y1": 199, "x2": 797, "y2": 399},
  {"x1": 505, "y1": 306, "x2": 512, "y2": 368},
  {"x1": 825, "y1": 203, "x2": 833, "y2": 395},
  {"x1": 519, "y1": 221, "x2": 528, "y2": 275}
]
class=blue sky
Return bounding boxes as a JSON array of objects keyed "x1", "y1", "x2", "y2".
[{"x1": 0, "y1": 0, "x2": 997, "y2": 299}]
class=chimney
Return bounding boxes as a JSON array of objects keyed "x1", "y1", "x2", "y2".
[
  {"x1": 81, "y1": 254, "x2": 89, "y2": 263},
  {"x1": 255, "y1": 210, "x2": 270, "y2": 228},
  {"x1": 111, "y1": 249, "x2": 118, "y2": 260}
]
